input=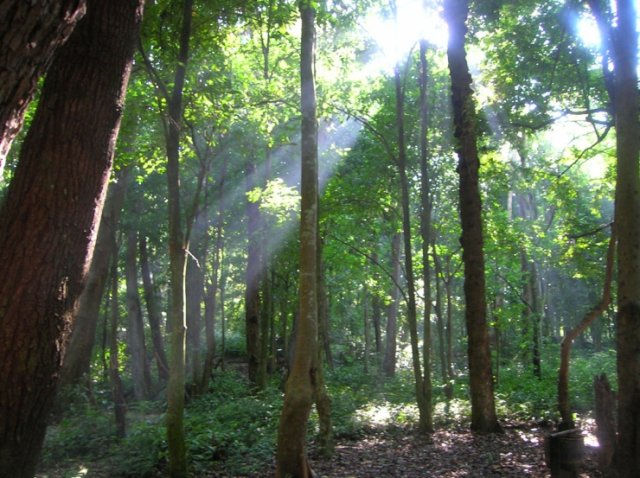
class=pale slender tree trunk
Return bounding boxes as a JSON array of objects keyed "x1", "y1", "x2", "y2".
[
  {"x1": 371, "y1": 285, "x2": 383, "y2": 362},
  {"x1": 186, "y1": 211, "x2": 206, "y2": 387},
  {"x1": 394, "y1": 59, "x2": 430, "y2": 433},
  {"x1": 419, "y1": 38, "x2": 434, "y2": 432},
  {"x1": 364, "y1": 289, "x2": 370, "y2": 374},
  {"x1": 200, "y1": 159, "x2": 226, "y2": 392},
  {"x1": 220, "y1": 267, "x2": 228, "y2": 371},
  {"x1": 318, "y1": 254, "x2": 334, "y2": 370},
  {"x1": 383, "y1": 232, "x2": 402, "y2": 377},
  {"x1": 315, "y1": 227, "x2": 333, "y2": 457},
  {"x1": 433, "y1": 246, "x2": 449, "y2": 398},
  {"x1": 275, "y1": 3, "x2": 317, "y2": 475},
  {"x1": 139, "y1": 235, "x2": 169, "y2": 382},
  {"x1": 245, "y1": 159, "x2": 262, "y2": 385},
  {"x1": 125, "y1": 227, "x2": 153, "y2": 400},
  {"x1": 444, "y1": 0, "x2": 500, "y2": 433},
  {"x1": 165, "y1": 1, "x2": 193, "y2": 475},
  {"x1": 109, "y1": 242, "x2": 127, "y2": 438}
]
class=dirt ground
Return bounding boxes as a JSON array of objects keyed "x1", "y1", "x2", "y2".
[{"x1": 308, "y1": 422, "x2": 601, "y2": 478}]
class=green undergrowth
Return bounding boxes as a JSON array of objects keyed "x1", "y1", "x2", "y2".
[
  {"x1": 495, "y1": 345, "x2": 616, "y2": 422},
  {"x1": 40, "y1": 347, "x2": 615, "y2": 476}
]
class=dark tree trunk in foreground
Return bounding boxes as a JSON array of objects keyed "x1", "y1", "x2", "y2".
[
  {"x1": 0, "y1": 0, "x2": 143, "y2": 475},
  {"x1": 0, "y1": 0, "x2": 86, "y2": 169},
  {"x1": 444, "y1": 0, "x2": 500, "y2": 433},
  {"x1": 611, "y1": 1, "x2": 640, "y2": 475},
  {"x1": 59, "y1": 167, "x2": 130, "y2": 390},
  {"x1": 276, "y1": 2, "x2": 317, "y2": 476}
]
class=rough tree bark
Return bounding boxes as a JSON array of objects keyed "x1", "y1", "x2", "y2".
[
  {"x1": 275, "y1": 2, "x2": 317, "y2": 475},
  {"x1": 0, "y1": 0, "x2": 86, "y2": 170},
  {"x1": 0, "y1": 0, "x2": 143, "y2": 474},
  {"x1": 444, "y1": 0, "x2": 500, "y2": 433},
  {"x1": 58, "y1": 166, "x2": 131, "y2": 390},
  {"x1": 611, "y1": 1, "x2": 640, "y2": 474}
]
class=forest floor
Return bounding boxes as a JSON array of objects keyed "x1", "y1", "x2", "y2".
[
  {"x1": 38, "y1": 420, "x2": 602, "y2": 477},
  {"x1": 307, "y1": 421, "x2": 601, "y2": 478}
]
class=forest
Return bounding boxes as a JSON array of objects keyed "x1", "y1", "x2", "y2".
[{"x1": 0, "y1": 0, "x2": 638, "y2": 477}]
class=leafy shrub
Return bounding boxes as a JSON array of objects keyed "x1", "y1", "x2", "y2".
[
  {"x1": 110, "y1": 417, "x2": 166, "y2": 477},
  {"x1": 495, "y1": 345, "x2": 616, "y2": 421},
  {"x1": 184, "y1": 371, "x2": 281, "y2": 475},
  {"x1": 41, "y1": 407, "x2": 115, "y2": 465}
]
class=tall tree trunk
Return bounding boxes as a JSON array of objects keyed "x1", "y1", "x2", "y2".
[
  {"x1": 200, "y1": 159, "x2": 227, "y2": 393},
  {"x1": 318, "y1": 255, "x2": 334, "y2": 370},
  {"x1": 433, "y1": 246, "x2": 452, "y2": 400},
  {"x1": 165, "y1": 1, "x2": 193, "y2": 476},
  {"x1": 125, "y1": 227, "x2": 153, "y2": 400},
  {"x1": 611, "y1": 1, "x2": 640, "y2": 474},
  {"x1": 371, "y1": 285, "x2": 383, "y2": 361},
  {"x1": 0, "y1": 0, "x2": 86, "y2": 169},
  {"x1": 444, "y1": 0, "x2": 500, "y2": 433},
  {"x1": 246, "y1": 159, "x2": 262, "y2": 386},
  {"x1": 419, "y1": 37, "x2": 434, "y2": 432},
  {"x1": 139, "y1": 235, "x2": 169, "y2": 382},
  {"x1": 0, "y1": 0, "x2": 143, "y2": 474},
  {"x1": 259, "y1": 255, "x2": 271, "y2": 385},
  {"x1": 445, "y1": 259, "x2": 455, "y2": 399},
  {"x1": 363, "y1": 289, "x2": 370, "y2": 374},
  {"x1": 59, "y1": 166, "x2": 131, "y2": 390},
  {"x1": 394, "y1": 60, "x2": 431, "y2": 433},
  {"x1": 109, "y1": 242, "x2": 127, "y2": 439},
  {"x1": 315, "y1": 224, "x2": 333, "y2": 457},
  {"x1": 186, "y1": 211, "x2": 206, "y2": 388},
  {"x1": 383, "y1": 232, "x2": 402, "y2": 377},
  {"x1": 275, "y1": 3, "x2": 317, "y2": 476},
  {"x1": 220, "y1": 267, "x2": 228, "y2": 371}
]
